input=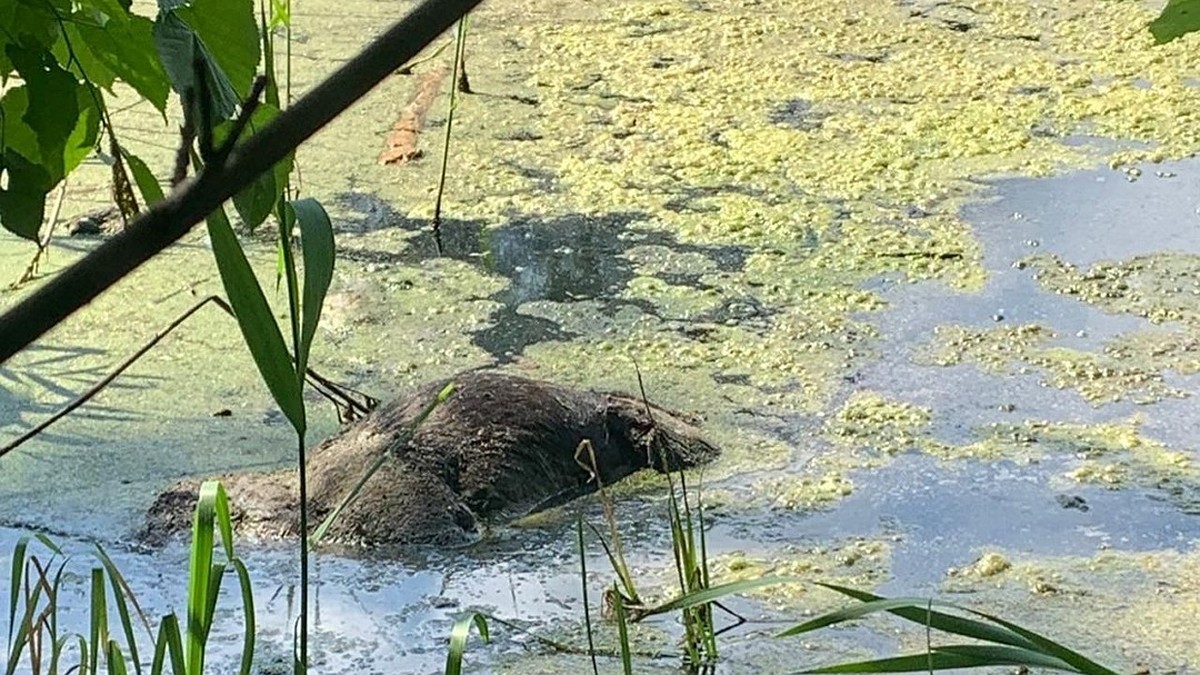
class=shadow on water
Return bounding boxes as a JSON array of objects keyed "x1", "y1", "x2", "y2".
[{"x1": 335, "y1": 191, "x2": 750, "y2": 360}]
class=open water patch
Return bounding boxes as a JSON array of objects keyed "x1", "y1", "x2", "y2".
[{"x1": 831, "y1": 158, "x2": 1200, "y2": 584}]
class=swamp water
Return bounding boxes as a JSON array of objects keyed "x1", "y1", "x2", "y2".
[{"x1": 5, "y1": 0, "x2": 1200, "y2": 670}]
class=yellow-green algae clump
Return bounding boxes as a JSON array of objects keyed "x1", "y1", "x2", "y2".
[
  {"x1": 754, "y1": 391, "x2": 939, "y2": 509},
  {"x1": 921, "y1": 322, "x2": 1195, "y2": 404},
  {"x1": 707, "y1": 538, "x2": 892, "y2": 610},
  {"x1": 938, "y1": 545, "x2": 1200, "y2": 670}
]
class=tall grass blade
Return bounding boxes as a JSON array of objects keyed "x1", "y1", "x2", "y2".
[
  {"x1": 88, "y1": 569, "x2": 106, "y2": 675},
  {"x1": 5, "y1": 601, "x2": 36, "y2": 675},
  {"x1": 611, "y1": 585, "x2": 633, "y2": 675},
  {"x1": 51, "y1": 634, "x2": 87, "y2": 675},
  {"x1": 94, "y1": 546, "x2": 151, "y2": 675},
  {"x1": 576, "y1": 516, "x2": 599, "y2": 675},
  {"x1": 230, "y1": 559, "x2": 256, "y2": 675},
  {"x1": 206, "y1": 205, "x2": 305, "y2": 433},
  {"x1": 185, "y1": 481, "x2": 219, "y2": 674},
  {"x1": 7, "y1": 537, "x2": 29, "y2": 650},
  {"x1": 582, "y1": 524, "x2": 637, "y2": 604},
  {"x1": 213, "y1": 486, "x2": 237, "y2": 561},
  {"x1": 31, "y1": 536, "x2": 60, "y2": 556},
  {"x1": 93, "y1": 546, "x2": 154, "y2": 640},
  {"x1": 105, "y1": 640, "x2": 129, "y2": 675},
  {"x1": 444, "y1": 612, "x2": 489, "y2": 675},
  {"x1": 149, "y1": 614, "x2": 185, "y2": 675}
]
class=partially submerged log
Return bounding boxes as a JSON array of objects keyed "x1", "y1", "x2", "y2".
[{"x1": 143, "y1": 371, "x2": 720, "y2": 548}]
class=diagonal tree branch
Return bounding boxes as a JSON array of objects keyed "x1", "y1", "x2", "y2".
[{"x1": 0, "y1": 0, "x2": 484, "y2": 365}]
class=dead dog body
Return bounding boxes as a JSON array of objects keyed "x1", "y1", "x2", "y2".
[{"x1": 144, "y1": 371, "x2": 719, "y2": 547}]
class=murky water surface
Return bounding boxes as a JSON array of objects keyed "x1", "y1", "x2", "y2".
[{"x1": 5, "y1": 0, "x2": 1200, "y2": 671}]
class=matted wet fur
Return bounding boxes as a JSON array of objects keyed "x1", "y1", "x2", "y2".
[{"x1": 143, "y1": 371, "x2": 720, "y2": 547}]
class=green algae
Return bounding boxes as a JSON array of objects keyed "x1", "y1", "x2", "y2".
[
  {"x1": 749, "y1": 392, "x2": 932, "y2": 510},
  {"x1": 708, "y1": 538, "x2": 891, "y2": 610},
  {"x1": 921, "y1": 323, "x2": 1054, "y2": 373},
  {"x1": 1027, "y1": 252, "x2": 1200, "y2": 326},
  {"x1": 921, "y1": 322, "x2": 1195, "y2": 404},
  {"x1": 826, "y1": 391, "x2": 933, "y2": 455},
  {"x1": 936, "y1": 545, "x2": 1200, "y2": 670},
  {"x1": 943, "y1": 416, "x2": 1200, "y2": 513}
]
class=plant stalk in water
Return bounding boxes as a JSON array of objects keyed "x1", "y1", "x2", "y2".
[{"x1": 432, "y1": 15, "x2": 470, "y2": 254}]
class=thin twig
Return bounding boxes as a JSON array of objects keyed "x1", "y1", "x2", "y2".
[
  {"x1": 0, "y1": 295, "x2": 377, "y2": 459},
  {"x1": 0, "y1": 295, "x2": 223, "y2": 461},
  {"x1": 210, "y1": 76, "x2": 270, "y2": 167},
  {"x1": 11, "y1": 180, "x2": 68, "y2": 288},
  {"x1": 431, "y1": 16, "x2": 470, "y2": 254}
]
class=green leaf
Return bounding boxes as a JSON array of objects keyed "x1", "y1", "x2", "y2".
[
  {"x1": 810, "y1": 583, "x2": 1037, "y2": 650},
  {"x1": 94, "y1": 546, "x2": 150, "y2": 675},
  {"x1": 219, "y1": 103, "x2": 291, "y2": 229},
  {"x1": 1149, "y1": 0, "x2": 1200, "y2": 43},
  {"x1": 0, "y1": 151, "x2": 52, "y2": 240},
  {"x1": 2, "y1": 3, "x2": 56, "y2": 57},
  {"x1": 106, "y1": 640, "x2": 130, "y2": 675},
  {"x1": 123, "y1": 150, "x2": 164, "y2": 207},
  {"x1": 186, "y1": 481, "x2": 219, "y2": 674},
  {"x1": 153, "y1": 12, "x2": 241, "y2": 120},
  {"x1": 230, "y1": 559, "x2": 256, "y2": 675},
  {"x1": 445, "y1": 612, "x2": 489, "y2": 675},
  {"x1": 804, "y1": 651, "x2": 995, "y2": 673},
  {"x1": 934, "y1": 645, "x2": 1075, "y2": 670},
  {"x1": 612, "y1": 587, "x2": 633, "y2": 675},
  {"x1": 803, "y1": 645, "x2": 1078, "y2": 674},
  {"x1": 70, "y1": 14, "x2": 170, "y2": 111},
  {"x1": 777, "y1": 596, "x2": 951, "y2": 638},
  {"x1": 292, "y1": 198, "x2": 334, "y2": 376},
  {"x1": 88, "y1": 568, "x2": 106, "y2": 675},
  {"x1": 173, "y1": 0, "x2": 260, "y2": 98},
  {"x1": 965, "y1": 608, "x2": 1122, "y2": 675},
  {"x1": 150, "y1": 614, "x2": 184, "y2": 675},
  {"x1": 10, "y1": 46, "x2": 98, "y2": 177},
  {"x1": 206, "y1": 205, "x2": 306, "y2": 433},
  {"x1": 7, "y1": 536, "x2": 29, "y2": 649},
  {"x1": 12, "y1": 48, "x2": 77, "y2": 166}
]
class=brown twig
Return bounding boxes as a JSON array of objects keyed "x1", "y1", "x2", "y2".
[
  {"x1": 0, "y1": 0, "x2": 485, "y2": 365},
  {"x1": 0, "y1": 295, "x2": 223, "y2": 460},
  {"x1": 210, "y1": 75, "x2": 270, "y2": 167}
]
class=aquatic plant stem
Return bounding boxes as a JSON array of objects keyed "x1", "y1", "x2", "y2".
[
  {"x1": 274, "y1": 202, "x2": 310, "y2": 674},
  {"x1": 431, "y1": 16, "x2": 469, "y2": 254}
]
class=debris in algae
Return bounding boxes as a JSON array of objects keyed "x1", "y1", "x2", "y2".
[{"x1": 379, "y1": 66, "x2": 449, "y2": 165}]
